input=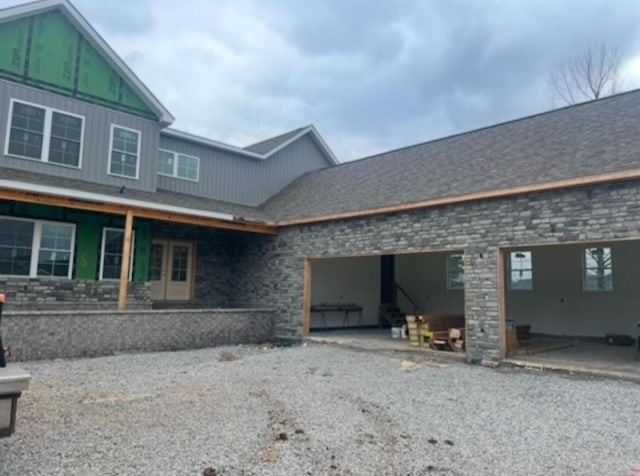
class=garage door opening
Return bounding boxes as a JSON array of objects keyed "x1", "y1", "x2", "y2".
[
  {"x1": 304, "y1": 251, "x2": 466, "y2": 354},
  {"x1": 502, "y1": 240, "x2": 640, "y2": 376}
]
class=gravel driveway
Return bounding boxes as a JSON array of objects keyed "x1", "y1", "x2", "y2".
[{"x1": 1, "y1": 343, "x2": 639, "y2": 475}]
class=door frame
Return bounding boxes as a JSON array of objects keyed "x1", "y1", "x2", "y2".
[{"x1": 150, "y1": 239, "x2": 196, "y2": 301}]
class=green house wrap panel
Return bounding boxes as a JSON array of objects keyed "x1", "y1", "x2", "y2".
[
  {"x1": 0, "y1": 17, "x2": 29, "y2": 78},
  {"x1": 121, "y1": 81, "x2": 151, "y2": 114},
  {"x1": 77, "y1": 40, "x2": 121, "y2": 104},
  {"x1": 133, "y1": 220, "x2": 151, "y2": 282},
  {"x1": 0, "y1": 9, "x2": 158, "y2": 120},
  {"x1": 75, "y1": 216, "x2": 105, "y2": 280},
  {"x1": 27, "y1": 11, "x2": 78, "y2": 91}
]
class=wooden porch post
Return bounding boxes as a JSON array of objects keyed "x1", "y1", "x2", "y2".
[{"x1": 118, "y1": 210, "x2": 134, "y2": 311}]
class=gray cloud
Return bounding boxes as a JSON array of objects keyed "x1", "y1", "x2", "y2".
[{"x1": 2, "y1": 0, "x2": 639, "y2": 161}]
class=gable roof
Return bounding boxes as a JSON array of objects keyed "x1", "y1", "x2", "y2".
[
  {"x1": 162, "y1": 125, "x2": 339, "y2": 164},
  {"x1": 244, "y1": 127, "x2": 307, "y2": 154},
  {"x1": 0, "y1": 0, "x2": 174, "y2": 125},
  {"x1": 263, "y1": 89, "x2": 640, "y2": 224}
]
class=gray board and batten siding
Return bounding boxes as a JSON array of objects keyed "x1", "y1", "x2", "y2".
[
  {"x1": 158, "y1": 132, "x2": 333, "y2": 207},
  {"x1": 0, "y1": 79, "x2": 161, "y2": 193}
]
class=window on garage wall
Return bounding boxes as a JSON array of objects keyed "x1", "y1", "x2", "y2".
[
  {"x1": 509, "y1": 250, "x2": 533, "y2": 290},
  {"x1": 447, "y1": 253, "x2": 464, "y2": 290},
  {"x1": 583, "y1": 247, "x2": 613, "y2": 291}
]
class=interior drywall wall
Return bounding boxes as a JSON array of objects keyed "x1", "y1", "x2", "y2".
[
  {"x1": 310, "y1": 256, "x2": 380, "y2": 328},
  {"x1": 505, "y1": 241, "x2": 640, "y2": 337},
  {"x1": 395, "y1": 252, "x2": 464, "y2": 316}
]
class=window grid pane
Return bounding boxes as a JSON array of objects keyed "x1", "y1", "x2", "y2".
[
  {"x1": 171, "y1": 245, "x2": 189, "y2": 282},
  {"x1": 177, "y1": 155, "x2": 198, "y2": 180},
  {"x1": 150, "y1": 244, "x2": 164, "y2": 281},
  {"x1": 447, "y1": 254, "x2": 464, "y2": 290},
  {"x1": 37, "y1": 223, "x2": 74, "y2": 277},
  {"x1": 158, "y1": 151, "x2": 174, "y2": 175},
  {"x1": 0, "y1": 218, "x2": 34, "y2": 276},
  {"x1": 8, "y1": 102, "x2": 45, "y2": 159},
  {"x1": 48, "y1": 112, "x2": 82, "y2": 167},
  {"x1": 110, "y1": 127, "x2": 139, "y2": 177},
  {"x1": 509, "y1": 251, "x2": 533, "y2": 290},
  {"x1": 101, "y1": 229, "x2": 134, "y2": 280},
  {"x1": 584, "y1": 247, "x2": 613, "y2": 291}
]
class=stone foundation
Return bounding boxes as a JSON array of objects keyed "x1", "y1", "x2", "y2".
[{"x1": 0, "y1": 278, "x2": 151, "y2": 311}]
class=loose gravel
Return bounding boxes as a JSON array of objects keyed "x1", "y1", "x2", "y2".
[{"x1": 1, "y1": 343, "x2": 639, "y2": 475}]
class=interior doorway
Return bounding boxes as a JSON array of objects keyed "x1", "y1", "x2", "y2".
[{"x1": 150, "y1": 240, "x2": 194, "y2": 301}]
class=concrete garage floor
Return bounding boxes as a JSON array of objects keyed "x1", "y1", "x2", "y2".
[
  {"x1": 505, "y1": 341, "x2": 640, "y2": 382},
  {"x1": 308, "y1": 328, "x2": 466, "y2": 359},
  {"x1": 310, "y1": 330, "x2": 640, "y2": 382}
]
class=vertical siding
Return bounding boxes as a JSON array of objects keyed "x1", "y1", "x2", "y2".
[
  {"x1": 158, "y1": 133, "x2": 331, "y2": 206},
  {"x1": 0, "y1": 79, "x2": 159, "y2": 192}
]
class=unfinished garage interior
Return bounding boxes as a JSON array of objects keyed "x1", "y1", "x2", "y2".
[
  {"x1": 305, "y1": 251, "x2": 467, "y2": 353},
  {"x1": 502, "y1": 240, "x2": 640, "y2": 371}
]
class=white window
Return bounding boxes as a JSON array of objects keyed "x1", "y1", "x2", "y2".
[
  {"x1": 509, "y1": 251, "x2": 533, "y2": 290},
  {"x1": 157, "y1": 149, "x2": 199, "y2": 181},
  {"x1": 0, "y1": 216, "x2": 75, "y2": 278},
  {"x1": 583, "y1": 247, "x2": 612, "y2": 291},
  {"x1": 5, "y1": 99, "x2": 84, "y2": 168},
  {"x1": 109, "y1": 125, "x2": 141, "y2": 179},
  {"x1": 447, "y1": 253, "x2": 464, "y2": 290},
  {"x1": 99, "y1": 228, "x2": 135, "y2": 280}
]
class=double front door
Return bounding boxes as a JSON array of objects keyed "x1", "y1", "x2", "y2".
[{"x1": 150, "y1": 240, "x2": 194, "y2": 301}]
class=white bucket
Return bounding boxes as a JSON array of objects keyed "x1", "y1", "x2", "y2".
[{"x1": 391, "y1": 327, "x2": 401, "y2": 339}]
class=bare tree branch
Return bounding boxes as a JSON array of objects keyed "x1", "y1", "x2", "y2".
[{"x1": 548, "y1": 42, "x2": 624, "y2": 106}]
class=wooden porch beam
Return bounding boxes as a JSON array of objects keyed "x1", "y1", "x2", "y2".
[
  {"x1": 118, "y1": 210, "x2": 134, "y2": 311},
  {"x1": 0, "y1": 188, "x2": 277, "y2": 235}
]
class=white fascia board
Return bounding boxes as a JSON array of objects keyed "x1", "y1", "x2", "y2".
[
  {"x1": 162, "y1": 128, "x2": 265, "y2": 159},
  {"x1": 164, "y1": 125, "x2": 340, "y2": 165},
  {"x1": 0, "y1": 0, "x2": 175, "y2": 126},
  {"x1": 0, "y1": 179, "x2": 237, "y2": 222}
]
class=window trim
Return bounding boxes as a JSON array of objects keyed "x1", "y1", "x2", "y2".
[
  {"x1": 157, "y1": 148, "x2": 200, "y2": 182},
  {"x1": 99, "y1": 227, "x2": 135, "y2": 281},
  {"x1": 4, "y1": 98, "x2": 85, "y2": 169},
  {"x1": 107, "y1": 124, "x2": 141, "y2": 180},
  {"x1": 0, "y1": 215, "x2": 76, "y2": 279},
  {"x1": 582, "y1": 246, "x2": 613, "y2": 292},
  {"x1": 508, "y1": 250, "x2": 533, "y2": 291},
  {"x1": 446, "y1": 253, "x2": 465, "y2": 291}
]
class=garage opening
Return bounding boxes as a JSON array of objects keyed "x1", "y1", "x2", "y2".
[
  {"x1": 305, "y1": 251, "x2": 466, "y2": 354},
  {"x1": 502, "y1": 241, "x2": 640, "y2": 376}
]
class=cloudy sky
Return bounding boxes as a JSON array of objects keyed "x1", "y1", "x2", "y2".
[{"x1": 4, "y1": 0, "x2": 640, "y2": 161}]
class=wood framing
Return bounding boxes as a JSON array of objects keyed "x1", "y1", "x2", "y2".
[
  {"x1": 0, "y1": 188, "x2": 277, "y2": 235},
  {"x1": 118, "y1": 210, "x2": 134, "y2": 311},
  {"x1": 303, "y1": 259, "x2": 312, "y2": 336},
  {"x1": 497, "y1": 249, "x2": 507, "y2": 359},
  {"x1": 277, "y1": 169, "x2": 640, "y2": 227}
]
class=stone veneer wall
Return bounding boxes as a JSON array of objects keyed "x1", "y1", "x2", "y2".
[
  {"x1": 0, "y1": 278, "x2": 151, "y2": 311},
  {"x1": 230, "y1": 180, "x2": 640, "y2": 363},
  {"x1": 3, "y1": 308, "x2": 276, "y2": 361}
]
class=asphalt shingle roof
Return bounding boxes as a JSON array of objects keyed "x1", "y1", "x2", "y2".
[
  {"x1": 0, "y1": 168, "x2": 268, "y2": 221},
  {"x1": 243, "y1": 127, "x2": 306, "y2": 154},
  {"x1": 262, "y1": 90, "x2": 640, "y2": 221}
]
